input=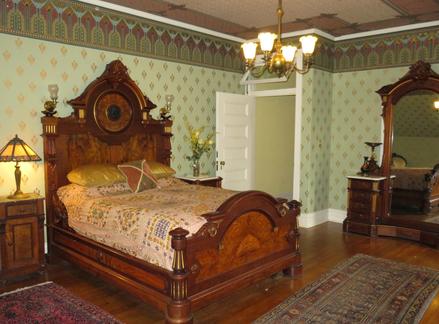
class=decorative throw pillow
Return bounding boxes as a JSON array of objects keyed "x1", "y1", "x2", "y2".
[
  {"x1": 118, "y1": 160, "x2": 159, "y2": 193},
  {"x1": 146, "y1": 160, "x2": 176, "y2": 179},
  {"x1": 67, "y1": 164, "x2": 125, "y2": 187}
]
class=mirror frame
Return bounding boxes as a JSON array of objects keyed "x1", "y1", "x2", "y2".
[{"x1": 376, "y1": 60, "x2": 439, "y2": 226}]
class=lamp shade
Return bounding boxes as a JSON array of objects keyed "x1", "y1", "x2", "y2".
[
  {"x1": 48, "y1": 84, "x2": 59, "y2": 100},
  {"x1": 282, "y1": 45, "x2": 297, "y2": 62},
  {"x1": 434, "y1": 100, "x2": 439, "y2": 110},
  {"x1": 300, "y1": 35, "x2": 318, "y2": 55},
  {"x1": 258, "y1": 32, "x2": 276, "y2": 52},
  {"x1": 0, "y1": 135, "x2": 41, "y2": 162},
  {"x1": 242, "y1": 42, "x2": 258, "y2": 60}
]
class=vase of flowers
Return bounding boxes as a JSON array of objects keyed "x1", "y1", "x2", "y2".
[{"x1": 185, "y1": 123, "x2": 214, "y2": 177}]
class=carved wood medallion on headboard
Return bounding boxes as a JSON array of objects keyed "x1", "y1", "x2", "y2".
[{"x1": 41, "y1": 60, "x2": 172, "y2": 233}]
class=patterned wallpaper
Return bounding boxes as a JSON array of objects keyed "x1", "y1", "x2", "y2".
[
  {"x1": 300, "y1": 69, "x2": 333, "y2": 214},
  {"x1": 0, "y1": 0, "x2": 242, "y2": 72},
  {"x1": 394, "y1": 91, "x2": 439, "y2": 137},
  {"x1": 393, "y1": 136, "x2": 439, "y2": 168},
  {"x1": 328, "y1": 64, "x2": 439, "y2": 211},
  {"x1": 0, "y1": 33, "x2": 242, "y2": 197}
]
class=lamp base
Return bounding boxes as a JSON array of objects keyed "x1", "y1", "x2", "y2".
[{"x1": 7, "y1": 191, "x2": 30, "y2": 200}]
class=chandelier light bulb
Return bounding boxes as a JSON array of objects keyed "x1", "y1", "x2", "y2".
[
  {"x1": 281, "y1": 45, "x2": 297, "y2": 62},
  {"x1": 242, "y1": 42, "x2": 257, "y2": 60},
  {"x1": 241, "y1": 0, "x2": 316, "y2": 78},
  {"x1": 258, "y1": 32, "x2": 277, "y2": 52},
  {"x1": 300, "y1": 35, "x2": 318, "y2": 55}
]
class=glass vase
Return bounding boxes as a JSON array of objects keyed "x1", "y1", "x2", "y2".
[{"x1": 192, "y1": 160, "x2": 200, "y2": 177}]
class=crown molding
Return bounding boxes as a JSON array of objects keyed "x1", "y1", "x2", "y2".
[
  {"x1": 334, "y1": 20, "x2": 439, "y2": 41},
  {"x1": 86, "y1": 1, "x2": 439, "y2": 45}
]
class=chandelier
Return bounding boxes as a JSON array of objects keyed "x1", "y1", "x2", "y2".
[{"x1": 241, "y1": 0, "x2": 318, "y2": 78}]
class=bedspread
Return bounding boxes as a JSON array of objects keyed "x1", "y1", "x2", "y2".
[{"x1": 57, "y1": 178, "x2": 236, "y2": 270}]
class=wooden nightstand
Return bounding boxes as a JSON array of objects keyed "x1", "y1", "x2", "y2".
[
  {"x1": 343, "y1": 176, "x2": 386, "y2": 236},
  {"x1": 0, "y1": 194, "x2": 45, "y2": 283},
  {"x1": 177, "y1": 176, "x2": 222, "y2": 188}
]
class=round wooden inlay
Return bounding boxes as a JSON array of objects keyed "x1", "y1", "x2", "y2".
[{"x1": 94, "y1": 92, "x2": 133, "y2": 133}]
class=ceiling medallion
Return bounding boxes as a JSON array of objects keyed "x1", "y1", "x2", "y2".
[{"x1": 241, "y1": 0, "x2": 317, "y2": 78}]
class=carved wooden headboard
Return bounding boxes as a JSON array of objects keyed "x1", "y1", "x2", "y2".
[{"x1": 41, "y1": 60, "x2": 172, "y2": 228}]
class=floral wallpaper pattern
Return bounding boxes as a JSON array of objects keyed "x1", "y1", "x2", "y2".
[
  {"x1": 300, "y1": 69, "x2": 333, "y2": 213},
  {"x1": 0, "y1": 33, "x2": 242, "y2": 196},
  {"x1": 394, "y1": 91, "x2": 439, "y2": 137}
]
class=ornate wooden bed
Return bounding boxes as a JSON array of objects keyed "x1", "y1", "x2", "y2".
[
  {"x1": 392, "y1": 165, "x2": 439, "y2": 214},
  {"x1": 41, "y1": 60, "x2": 301, "y2": 323}
]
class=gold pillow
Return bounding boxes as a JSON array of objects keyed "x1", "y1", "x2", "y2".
[
  {"x1": 146, "y1": 161, "x2": 176, "y2": 179},
  {"x1": 67, "y1": 164, "x2": 125, "y2": 187}
]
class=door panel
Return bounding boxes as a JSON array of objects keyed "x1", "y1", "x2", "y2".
[
  {"x1": 216, "y1": 92, "x2": 255, "y2": 191},
  {"x1": 5, "y1": 217, "x2": 39, "y2": 269}
]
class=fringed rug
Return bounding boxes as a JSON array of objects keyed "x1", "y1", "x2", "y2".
[
  {"x1": 0, "y1": 282, "x2": 121, "y2": 323},
  {"x1": 255, "y1": 254, "x2": 439, "y2": 323}
]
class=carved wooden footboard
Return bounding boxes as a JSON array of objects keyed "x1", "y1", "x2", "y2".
[
  {"x1": 50, "y1": 191, "x2": 301, "y2": 323},
  {"x1": 392, "y1": 165, "x2": 439, "y2": 214}
]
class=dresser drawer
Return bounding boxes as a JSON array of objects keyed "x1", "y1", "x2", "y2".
[
  {"x1": 349, "y1": 180, "x2": 376, "y2": 191},
  {"x1": 347, "y1": 210, "x2": 373, "y2": 223},
  {"x1": 349, "y1": 200, "x2": 372, "y2": 213},
  {"x1": 7, "y1": 203, "x2": 36, "y2": 217},
  {"x1": 350, "y1": 191, "x2": 372, "y2": 203}
]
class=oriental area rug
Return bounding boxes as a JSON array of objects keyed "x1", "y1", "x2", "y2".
[
  {"x1": 0, "y1": 282, "x2": 121, "y2": 323},
  {"x1": 255, "y1": 254, "x2": 439, "y2": 323}
]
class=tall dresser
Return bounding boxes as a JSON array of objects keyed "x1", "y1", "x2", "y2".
[{"x1": 343, "y1": 176, "x2": 387, "y2": 236}]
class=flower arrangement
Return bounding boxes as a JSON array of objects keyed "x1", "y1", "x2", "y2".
[{"x1": 185, "y1": 123, "x2": 214, "y2": 176}]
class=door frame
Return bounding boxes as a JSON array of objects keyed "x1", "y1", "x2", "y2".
[{"x1": 243, "y1": 54, "x2": 303, "y2": 201}]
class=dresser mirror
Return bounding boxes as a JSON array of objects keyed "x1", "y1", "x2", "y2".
[{"x1": 376, "y1": 61, "x2": 439, "y2": 244}]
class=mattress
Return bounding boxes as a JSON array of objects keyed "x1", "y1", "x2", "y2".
[{"x1": 57, "y1": 177, "x2": 236, "y2": 270}]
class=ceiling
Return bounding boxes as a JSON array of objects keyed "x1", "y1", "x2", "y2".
[{"x1": 101, "y1": 0, "x2": 439, "y2": 38}]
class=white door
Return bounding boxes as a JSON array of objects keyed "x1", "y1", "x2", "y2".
[{"x1": 216, "y1": 92, "x2": 255, "y2": 191}]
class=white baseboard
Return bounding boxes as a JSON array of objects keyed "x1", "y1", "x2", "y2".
[
  {"x1": 298, "y1": 208, "x2": 346, "y2": 228},
  {"x1": 327, "y1": 208, "x2": 347, "y2": 224},
  {"x1": 298, "y1": 209, "x2": 329, "y2": 228}
]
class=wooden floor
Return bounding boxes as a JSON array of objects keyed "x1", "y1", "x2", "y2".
[{"x1": 2, "y1": 222, "x2": 439, "y2": 323}]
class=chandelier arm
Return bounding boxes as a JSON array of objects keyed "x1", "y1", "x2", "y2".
[
  {"x1": 295, "y1": 59, "x2": 313, "y2": 75},
  {"x1": 249, "y1": 65, "x2": 268, "y2": 78}
]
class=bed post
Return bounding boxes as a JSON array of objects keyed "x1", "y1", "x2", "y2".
[
  {"x1": 167, "y1": 228, "x2": 193, "y2": 324},
  {"x1": 41, "y1": 116, "x2": 59, "y2": 263},
  {"x1": 283, "y1": 200, "x2": 303, "y2": 277}
]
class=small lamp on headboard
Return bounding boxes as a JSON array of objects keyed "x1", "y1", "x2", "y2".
[
  {"x1": 434, "y1": 100, "x2": 439, "y2": 112},
  {"x1": 0, "y1": 135, "x2": 41, "y2": 199}
]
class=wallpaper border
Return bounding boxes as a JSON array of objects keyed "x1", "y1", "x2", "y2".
[{"x1": 0, "y1": 0, "x2": 243, "y2": 73}]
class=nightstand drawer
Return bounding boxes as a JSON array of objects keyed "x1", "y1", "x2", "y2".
[
  {"x1": 350, "y1": 191, "x2": 372, "y2": 203},
  {"x1": 7, "y1": 203, "x2": 36, "y2": 217}
]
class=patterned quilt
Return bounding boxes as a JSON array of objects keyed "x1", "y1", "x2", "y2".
[{"x1": 57, "y1": 178, "x2": 236, "y2": 270}]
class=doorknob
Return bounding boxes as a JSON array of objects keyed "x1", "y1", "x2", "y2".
[{"x1": 216, "y1": 160, "x2": 226, "y2": 171}]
